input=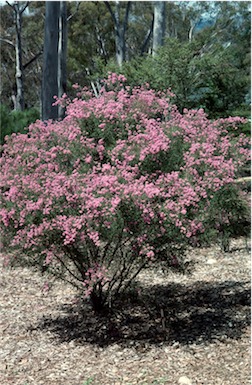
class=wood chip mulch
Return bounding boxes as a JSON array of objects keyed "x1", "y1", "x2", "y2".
[{"x1": 0, "y1": 237, "x2": 250, "y2": 385}]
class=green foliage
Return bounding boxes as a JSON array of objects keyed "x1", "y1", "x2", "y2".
[
  {"x1": 97, "y1": 34, "x2": 250, "y2": 121},
  {"x1": 139, "y1": 135, "x2": 189, "y2": 176},
  {"x1": 192, "y1": 45, "x2": 250, "y2": 118},
  {"x1": 67, "y1": 1, "x2": 114, "y2": 87},
  {"x1": 200, "y1": 185, "x2": 250, "y2": 251},
  {"x1": 1, "y1": 1, "x2": 250, "y2": 118},
  {"x1": 227, "y1": 106, "x2": 251, "y2": 137},
  {"x1": 0, "y1": 105, "x2": 40, "y2": 145}
]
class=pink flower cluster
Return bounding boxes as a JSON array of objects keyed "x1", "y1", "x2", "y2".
[{"x1": 0, "y1": 73, "x2": 250, "y2": 297}]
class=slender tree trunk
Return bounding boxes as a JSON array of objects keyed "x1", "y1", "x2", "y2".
[
  {"x1": 42, "y1": 1, "x2": 67, "y2": 121},
  {"x1": 7, "y1": 1, "x2": 29, "y2": 111},
  {"x1": 114, "y1": 1, "x2": 124, "y2": 67},
  {"x1": 152, "y1": 1, "x2": 166, "y2": 56},
  {"x1": 141, "y1": 13, "x2": 154, "y2": 55},
  {"x1": 58, "y1": 1, "x2": 67, "y2": 119},
  {"x1": 188, "y1": 20, "x2": 196, "y2": 42},
  {"x1": 105, "y1": 1, "x2": 131, "y2": 68},
  {"x1": 14, "y1": 4, "x2": 24, "y2": 110}
]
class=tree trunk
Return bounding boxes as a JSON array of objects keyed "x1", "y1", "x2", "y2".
[
  {"x1": 58, "y1": 1, "x2": 67, "y2": 120},
  {"x1": 188, "y1": 20, "x2": 196, "y2": 42},
  {"x1": 7, "y1": 1, "x2": 29, "y2": 111},
  {"x1": 141, "y1": 13, "x2": 154, "y2": 55},
  {"x1": 114, "y1": 1, "x2": 124, "y2": 67},
  {"x1": 152, "y1": 1, "x2": 166, "y2": 56},
  {"x1": 14, "y1": 4, "x2": 24, "y2": 111},
  {"x1": 42, "y1": 1, "x2": 67, "y2": 121},
  {"x1": 42, "y1": 2, "x2": 60, "y2": 120},
  {"x1": 105, "y1": 1, "x2": 131, "y2": 67}
]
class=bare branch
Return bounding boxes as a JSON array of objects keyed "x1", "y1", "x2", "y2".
[
  {"x1": 234, "y1": 177, "x2": 251, "y2": 184},
  {"x1": 104, "y1": 1, "x2": 118, "y2": 29},
  {"x1": 54, "y1": 253, "x2": 83, "y2": 283},
  {"x1": 6, "y1": 1, "x2": 14, "y2": 9},
  {"x1": 20, "y1": 1, "x2": 29, "y2": 14},
  {"x1": 85, "y1": 67, "x2": 100, "y2": 98},
  {"x1": 23, "y1": 50, "x2": 43, "y2": 70},
  {"x1": 6, "y1": 1, "x2": 29, "y2": 13},
  {"x1": 67, "y1": 1, "x2": 80, "y2": 22},
  {"x1": 0, "y1": 37, "x2": 15, "y2": 48}
]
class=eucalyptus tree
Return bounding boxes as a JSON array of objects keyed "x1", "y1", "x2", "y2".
[
  {"x1": 0, "y1": 1, "x2": 44, "y2": 110},
  {"x1": 104, "y1": 1, "x2": 131, "y2": 67},
  {"x1": 67, "y1": 1, "x2": 114, "y2": 89},
  {"x1": 6, "y1": 1, "x2": 29, "y2": 111},
  {"x1": 42, "y1": 1, "x2": 67, "y2": 120},
  {"x1": 152, "y1": 1, "x2": 166, "y2": 56}
]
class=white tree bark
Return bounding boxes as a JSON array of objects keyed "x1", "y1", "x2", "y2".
[
  {"x1": 7, "y1": 1, "x2": 29, "y2": 111},
  {"x1": 58, "y1": 1, "x2": 67, "y2": 119},
  {"x1": 188, "y1": 21, "x2": 195, "y2": 42},
  {"x1": 152, "y1": 1, "x2": 166, "y2": 56}
]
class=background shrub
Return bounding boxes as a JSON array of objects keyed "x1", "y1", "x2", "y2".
[{"x1": 0, "y1": 104, "x2": 39, "y2": 145}]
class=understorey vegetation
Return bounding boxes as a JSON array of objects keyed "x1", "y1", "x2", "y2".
[{"x1": 0, "y1": 74, "x2": 250, "y2": 312}]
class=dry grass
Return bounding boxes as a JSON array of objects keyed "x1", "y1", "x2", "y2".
[{"x1": 0, "y1": 237, "x2": 250, "y2": 385}]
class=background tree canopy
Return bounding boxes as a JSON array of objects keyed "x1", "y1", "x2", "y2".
[{"x1": 0, "y1": 1, "x2": 251, "y2": 141}]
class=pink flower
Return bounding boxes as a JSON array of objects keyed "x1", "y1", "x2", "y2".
[
  {"x1": 84, "y1": 154, "x2": 92, "y2": 163},
  {"x1": 146, "y1": 250, "x2": 155, "y2": 259}
]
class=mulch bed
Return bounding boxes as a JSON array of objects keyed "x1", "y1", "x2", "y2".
[{"x1": 0, "y1": 237, "x2": 250, "y2": 385}]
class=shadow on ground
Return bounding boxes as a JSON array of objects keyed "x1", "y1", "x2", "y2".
[{"x1": 29, "y1": 279, "x2": 250, "y2": 348}]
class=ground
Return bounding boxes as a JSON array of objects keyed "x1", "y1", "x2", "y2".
[{"x1": 0, "y1": 237, "x2": 250, "y2": 385}]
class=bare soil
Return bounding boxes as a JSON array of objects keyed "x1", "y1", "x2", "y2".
[{"x1": 0, "y1": 237, "x2": 250, "y2": 385}]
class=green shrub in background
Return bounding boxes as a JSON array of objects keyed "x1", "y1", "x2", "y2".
[
  {"x1": 227, "y1": 106, "x2": 251, "y2": 137},
  {"x1": 93, "y1": 38, "x2": 250, "y2": 128},
  {"x1": 0, "y1": 105, "x2": 40, "y2": 145},
  {"x1": 196, "y1": 184, "x2": 251, "y2": 251}
]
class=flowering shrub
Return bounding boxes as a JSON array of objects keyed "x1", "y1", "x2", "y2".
[{"x1": 0, "y1": 73, "x2": 250, "y2": 311}]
